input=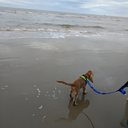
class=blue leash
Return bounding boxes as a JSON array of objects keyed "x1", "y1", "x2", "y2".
[
  {"x1": 81, "y1": 75, "x2": 128, "y2": 95},
  {"x1": 87, "y1": 80, "x2": 128, "y2": 95}
]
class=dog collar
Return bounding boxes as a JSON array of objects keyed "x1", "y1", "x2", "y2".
[{"x1": 80, "y1": 75, "x2": 88, "y2": 81}]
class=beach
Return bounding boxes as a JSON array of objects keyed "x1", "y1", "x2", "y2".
[{"x1": 0, "y1": 7, "x2": 128, "y2": 128}]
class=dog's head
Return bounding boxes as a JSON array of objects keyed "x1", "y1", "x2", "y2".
[{"x1": 85, "y1": 70, "x2": 94, "y2": 83}]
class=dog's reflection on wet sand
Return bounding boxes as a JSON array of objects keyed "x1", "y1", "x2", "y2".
[
  {"x1": 56, "y1": 95, "x2": 90, "y2": 122},
  {"x1": 68, "y1": 95, "x2": 90, "y2": 120}
]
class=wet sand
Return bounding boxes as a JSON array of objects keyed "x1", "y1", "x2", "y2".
[{"x1": 0, "y1": 35, "x2": 128, "y2": 128}]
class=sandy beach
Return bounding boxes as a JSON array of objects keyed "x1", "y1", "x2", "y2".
[{"x1": 0, "y1": 7, "x2": 128, "y2": 128}]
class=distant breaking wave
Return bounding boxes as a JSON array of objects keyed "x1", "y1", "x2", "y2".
[
  {"x1": 0, "y1": 23, "x2": 105, "y2": 32},
  {"x1": 43, "y1": 23, "x2": 105, "y2": 29},
  {"x1": 0, "y1": 24, "x2": 102, "y2": 39}
]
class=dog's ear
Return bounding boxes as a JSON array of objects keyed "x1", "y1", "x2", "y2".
[
  {"x1": 85, "y1": 70, "x2": 94, "y2": 83},
  {"x1": 85, "y1": 70, "x2": 93, "y2": 76},
  {"x1": 90, "y1": 70, "x2": 94, "y2": 77}
]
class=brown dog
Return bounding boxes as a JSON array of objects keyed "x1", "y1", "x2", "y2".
[{"x1": 57, "y1": 70, "x2": 94, "y2": 106}]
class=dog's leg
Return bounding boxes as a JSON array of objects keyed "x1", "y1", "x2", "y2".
[
  {"x1": 82, "y1": 86, "x2": 87, "y2": 95},
  {"x1": 73, "y1": 97, "x2": 77, "y2": 106},
  {"x1": 72, "y1": 92, "x2": 79, "y2": 106},
  {"x1": 74, "y1": 94, "x2": 79, "y2": 106},
  {"x1": 70, "y1": 91, "x2": 77, "y2": 106},
  {"x1": 70, "y1": 91, "x2": 73, "y2": 100}
]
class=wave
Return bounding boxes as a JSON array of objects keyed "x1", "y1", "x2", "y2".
[
  {"x1": 0, "y1": 23, "x2": 105, "y2": 32},
  {"x1": 43, "y1": 23, "x2": 105, "y2": 29},
  {"x1": 0, "y1": 29, "x2": 97, "y2": 39}
]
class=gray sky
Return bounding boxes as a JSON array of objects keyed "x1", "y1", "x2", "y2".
[{"x1": 0, "y1": 0, "x2": 128, "y2": 17}]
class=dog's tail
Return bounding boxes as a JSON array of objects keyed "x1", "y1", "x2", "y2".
[{"x1": 57, "y1": 81, "x2": 73, "y2": 86}]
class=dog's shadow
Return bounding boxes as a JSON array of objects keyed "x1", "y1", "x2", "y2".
[{"x1": 56, "y1": 95, "x2": 90, "y2": 122}]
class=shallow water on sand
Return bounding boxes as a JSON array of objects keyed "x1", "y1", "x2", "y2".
[{"x1": 0, "y1": 36, "x2": 128, "y2": 128}]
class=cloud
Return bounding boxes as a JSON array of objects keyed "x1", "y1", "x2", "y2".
[
  {"x1": 78, "y1": 0, "x2": 128, "y2": 16},
  {"x1": 0, "y1": 0, "x2": 128, "y2": 17},
  {"x1": 80, "y1": 0, "x2": 128, "y2": 9},
  {"x1": 0, "y1": 0, "x2": 31, "y2": 4}
]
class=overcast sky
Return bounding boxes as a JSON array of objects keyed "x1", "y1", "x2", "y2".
[{"x1": 0, "y1": 0, "x2": 128, "y2": 17}]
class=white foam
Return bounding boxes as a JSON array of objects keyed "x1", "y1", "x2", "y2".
[
  {"x1": 36, "y1": 88, "x2": 41, "y2": 98},
  {"x1": 38, "y1": 105, "x2": 43, "y2": 110},
  {"x1": 0, "y1": 85, "x2": 8, "y2": 90},
  {"x1": 42, "y1": 115, "x2": 47, "y2": 121},
  {"x1": 44, "y1": 89, "x2": 59, "y2": 99}
]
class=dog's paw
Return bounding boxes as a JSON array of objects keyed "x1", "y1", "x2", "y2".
[
  {"x1": 83, "y1": 92, "x2": 87, "y2": 95},
  {"x1": 73, "y1": 102, "x2": 78, "y2": 106},
  {"x1": 69, "y1": 94, "x2": 73, "y2": 100}
]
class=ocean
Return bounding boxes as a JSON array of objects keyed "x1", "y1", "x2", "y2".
[{"x1": 0, "y1": 7, "x2": 128, "y2": 39}]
